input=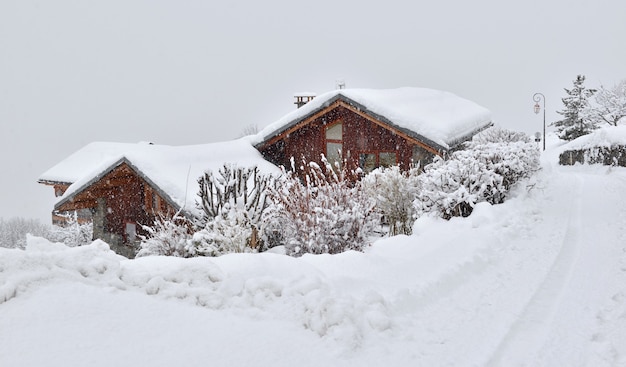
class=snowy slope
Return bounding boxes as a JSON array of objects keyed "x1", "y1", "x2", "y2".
[{"x1": 2, "y1": 154, "x2": 626, "y2": 366}]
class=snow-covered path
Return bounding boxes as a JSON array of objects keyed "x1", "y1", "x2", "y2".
[
  {"x1": 352, "y1": 165, "x2": 626, "y2": 366},
  {"x1": 1, "y1": 164, "x2": 626, "y2": 366},
  {"x1": 487, "y1": 167, "x2": 626, "y2": 366}
]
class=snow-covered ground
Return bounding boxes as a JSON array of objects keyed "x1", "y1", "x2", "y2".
[{"x1": 2, "y1": 145, "x2": 626, "y2": 366}]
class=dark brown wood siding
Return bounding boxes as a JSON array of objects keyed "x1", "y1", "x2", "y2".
[{"x1": 259, "y1": 105, "x2": 423, "y2": 172}]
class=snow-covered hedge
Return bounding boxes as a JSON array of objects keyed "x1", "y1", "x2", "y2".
[
  {"x1": 263, "y1": 157, "x2": 378, "y2": 256},
  {"x1": 557, "y1": 125, "x2": 626, "y2": 166}
]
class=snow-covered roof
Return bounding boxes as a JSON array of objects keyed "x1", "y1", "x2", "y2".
[
  {"x1": 40, "y1": 138, "x2": 279, "y2": 217},
  {"x1": 253, "y1": 87, "x2": 493, "y2": 150}
]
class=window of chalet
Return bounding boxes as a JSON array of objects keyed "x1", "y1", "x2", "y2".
[
  {"x1": 325, "y1": 122, "x2": 343, "y2": 167},
  {"x1": 125, "y1": 222, "x2": 137, "y2": 243},
  {"x1": 359, "y1": 152, "x2": 397, "y2": 174},
  {"x1": 412, "y1": 145, "x2": 434, "y2": 168}
]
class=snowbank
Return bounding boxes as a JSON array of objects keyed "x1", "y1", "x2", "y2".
[{"x1": 3, "y1": 163, "x2": 626, "y2": 366}]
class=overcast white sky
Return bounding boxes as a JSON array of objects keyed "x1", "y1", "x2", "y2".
[{"x1": 1, "y1": 0, "x2": 625, "y2": 222}]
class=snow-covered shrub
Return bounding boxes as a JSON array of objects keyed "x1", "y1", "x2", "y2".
[
  {"x1": 136, "y1": 215, "x2": 194, "y2": 258},
  {"x1": 415, "y1": 139, "x2": 540, "y2": 219},
  {"x1": 415, "y1": 154, "x2": 500, "y2": 219},
  {"x1": 470, "y1": 126, "x2": 531, "y2": 145},
  {"x1": 47, "y1": 213, "x2": 93, "y2": 247},
  {"x1": 471, "y1": 141, "x2": 541, "y2": 193},
  {"x1": 196, "y1": 164, "x2": 274, "y2": 251},
  {"x1": 361, "y1": 165, "x2": 421, "y2": 236},
  {"x1": 190, "y1": 205, "x2": 257, "y2": 256},
  {"x1": 263, "y1": 157, "x2": 378, "y2": 256}
]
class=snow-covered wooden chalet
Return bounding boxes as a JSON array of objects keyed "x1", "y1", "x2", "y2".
[
  {"x1": 254, "y1": 87, "x2": 493, "y2": 172},
  {"x1": 38, "y1": 139, "x2": 277, "y2": 257},
  {"x1": 39, "y1": 87, "x2": 492, "y2": 257}
]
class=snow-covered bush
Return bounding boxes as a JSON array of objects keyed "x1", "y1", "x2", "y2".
[
  {"x1": 361, "y1": 165, "x2": 421, "y2": 236},
  {"x1": 47, "y1": 213, "x2": 93, "y2": 247},
  {"x1": 263, "y1": 157, "x2": 378, "y2": 256},
  {"x1": 190, "y1": 205, "x2": 257, "y2": 256},
  {"x1": 136, "y1": 215, "x2": 194, "y2": 258},
  {"x1": 415, "y1": 138, "x2": 540, "y2": 219},
  {"x1": 415, "y1": 154, "x2": 500, "y2": 219},
  {"x1": 196, "y1": 164, "x2": 274, "y2": 251},
  {"x1": 470, "y1": 126, "x2": 531, "y2": 145}
]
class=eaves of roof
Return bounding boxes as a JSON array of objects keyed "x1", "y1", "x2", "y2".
[{"x1": 255, "y1": 94, "x2": 454, "y2": 154}]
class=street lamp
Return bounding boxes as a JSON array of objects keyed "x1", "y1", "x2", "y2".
[{"x1": 533, "y1": 93, "x2": 546, "y2": 151}]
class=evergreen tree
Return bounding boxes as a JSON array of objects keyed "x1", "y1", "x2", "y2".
[{"x1": 552, "y1": 75, "x2": 597, "y2": 140}]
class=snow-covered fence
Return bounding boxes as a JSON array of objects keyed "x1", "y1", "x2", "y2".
[{"x1": 559, "y1": 146, "x2": 626, "y2": 166}]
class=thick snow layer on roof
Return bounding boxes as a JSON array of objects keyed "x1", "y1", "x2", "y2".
[
  {"x1": 254, "y1": 87, "x2": 493, "y2": 149},
  {"x1": 43, "y1": 138, "x2": 279, "y2": 216}
]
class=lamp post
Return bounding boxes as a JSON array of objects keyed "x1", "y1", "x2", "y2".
[{"x1": 533, "y1": 93, "x2": 546, "y2": 151}]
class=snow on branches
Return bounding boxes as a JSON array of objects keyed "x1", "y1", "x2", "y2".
[
  {"x1": 195, "y1": 164, "x2": 275, "y2": 253},
  {"x1": 586, "y1": 80, "x2": 626, "y2": 127},
  {"x1": 361, "y1": 165, "x2": 421, "y2": 236},
  {"x1": 263, "y1": 156, "x2": 379, "y2": 256},
  {"x1": 415, "y1": 130, "x2": 540, "y2": 219}
]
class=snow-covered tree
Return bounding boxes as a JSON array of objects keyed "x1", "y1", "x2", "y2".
[
  {"x1": 0, "y1": 217, "x2": 50, "y2": 249},
  {"x1": 263, "y1": 156, "x2": 378, "y2": 256},
  {"x1": 552, "y1": 75, "x2": 597, "y2": 141},
  {"x1": 196, "y1": 164, "x2": 274, "y2": 250},
  {"x1": 361, "y1": 165, "x2": 421, "y2": 236},
  {"x1": 0, "y1": 215, "x2": 93, "y2": 249},
  {"x1": 586, "y1": 79, "x2": 626, "y2": 127}
]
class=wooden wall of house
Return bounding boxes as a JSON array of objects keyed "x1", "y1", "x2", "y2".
[{"x1": 56, "y1": 163, "x2": 173, "y2": 247}]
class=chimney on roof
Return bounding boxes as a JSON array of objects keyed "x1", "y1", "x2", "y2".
[{"x1": 294, "y1": 92, "x2": 316, "y2": 108}]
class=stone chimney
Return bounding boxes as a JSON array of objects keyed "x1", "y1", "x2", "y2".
[{"x1": 294, "y1": 92, "x2": 316, "y2": 108}]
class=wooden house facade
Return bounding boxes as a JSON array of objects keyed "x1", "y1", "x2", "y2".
[{"x1": 41, "y1": 158, "x2": 179, "y2": 257}]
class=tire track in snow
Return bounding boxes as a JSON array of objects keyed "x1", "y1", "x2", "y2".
[{"x1": 486, "y1": 174, "x2": 585, "y2": 366}]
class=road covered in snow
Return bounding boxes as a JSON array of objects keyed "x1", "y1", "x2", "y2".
[{"x1": 1, "y1": 161, "x2": 626, "y2": 366}]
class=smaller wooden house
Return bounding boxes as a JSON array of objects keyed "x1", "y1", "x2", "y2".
[
  {"x1": 39, "y1": 139, "x2": 278, "y2": 257},
  {"x1": 254, "y1": 87, "x2": 493, "y2": 173}
]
